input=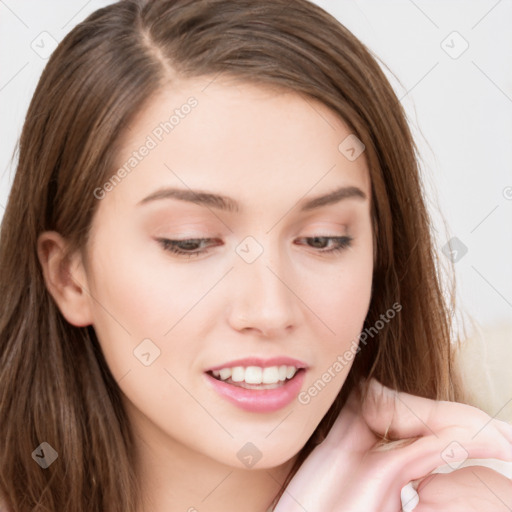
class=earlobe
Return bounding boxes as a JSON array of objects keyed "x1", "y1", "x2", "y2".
[{"x1": 37, "y1": 231, "x2": 93, "y2": 327}]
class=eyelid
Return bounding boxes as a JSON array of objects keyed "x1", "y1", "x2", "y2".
[{"x1": 156, "y1": 234, "x2": 353, "y2": 258}]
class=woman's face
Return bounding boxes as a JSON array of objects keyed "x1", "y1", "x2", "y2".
[{"x1": 82, "y1": 77, "x2": 373, "y2": 469}]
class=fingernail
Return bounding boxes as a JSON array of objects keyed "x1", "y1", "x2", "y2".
[
  {"x1": 400, "y1": 482, "x2": 420, "y2": 512},
  {"x1": 369, "y1": 378, "x2": 395, "y2": 397},
  {"x1": 368, "y1": 378, "x2": 384, "y2": 393}
]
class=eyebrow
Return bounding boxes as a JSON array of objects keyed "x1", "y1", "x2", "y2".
[{"x1": 137, "y1": 185, "x2": 367, "y2": 213}]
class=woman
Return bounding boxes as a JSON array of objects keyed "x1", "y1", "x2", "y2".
[{"x1": 0, "y1": 0, "x2": 510, "y2": 511}]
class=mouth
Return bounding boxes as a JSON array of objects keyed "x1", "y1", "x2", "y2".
[
  {"x1": 204, "y1": 364, "x2": 307, "y2": 413},
  {"x1": 206, "y1": 365, "x2": 305, "y2": 390}
]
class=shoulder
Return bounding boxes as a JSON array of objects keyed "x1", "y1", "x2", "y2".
[{"x1": 417, "y1": 466, "x2": 512, "y2": 511}]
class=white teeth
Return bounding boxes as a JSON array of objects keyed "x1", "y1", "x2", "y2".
[
  {"x1": 278, "y1": 365, "x2": 288, "y2": 381},
  {"x1": 231, "y1": 366, "x2": 245, "y2": 382},
  {"x1": 218, "y1": 368, "x2": 232, "y2": 380},
  {"x1": 262, "y1": 366, "x2": 280, "y2": 384},
  {"x1": 286, "y1": 366, "x2": 297, "y2": 379},
  {"x1": 211, "y1": 365, "x2": 299, "y2": 385},
  {"x1": 245, "y1": 366, "x2": 262, "y2": 384}
]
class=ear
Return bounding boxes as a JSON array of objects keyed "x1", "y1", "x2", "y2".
[{"x1": 37, "y1": 231, "x2": 93, "y2": 327}]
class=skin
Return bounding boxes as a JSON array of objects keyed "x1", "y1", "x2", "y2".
[
  {"x1": 37, "y1": 77, "x2": 512, "y2": 511},
  {"x1": 38, "y1": 77, "x2": 374, "y2": 512}
]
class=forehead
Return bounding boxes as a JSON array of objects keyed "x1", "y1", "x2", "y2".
[{"x1": 107, "y1": 76, "x2": 371, "y2": 210}]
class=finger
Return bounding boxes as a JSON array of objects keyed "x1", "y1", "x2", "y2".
[
  {"x1": 361, "y1": 378, "x2": 512, "y2": 445},
  {"x1": 373, "y1": 426, "x2": 512, "y2": 492},
  {"x1": 352, "y1": 432, "x2": 512, "y2": 512},
  {"x1": 415, "y1": 466, "x2": 512, "y2": 512}
]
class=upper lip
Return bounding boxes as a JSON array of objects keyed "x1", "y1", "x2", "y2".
[{"x1": 205, "y1": 357, "x2": 309, "y2": 373}]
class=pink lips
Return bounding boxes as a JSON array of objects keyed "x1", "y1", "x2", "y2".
[{"x1": 204, "y1": 356, "x2": 308, "y2": 413}]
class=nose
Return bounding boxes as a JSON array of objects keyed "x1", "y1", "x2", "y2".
[{"x1": 226, "y1": 241, "x2": 300, "y2": 338}]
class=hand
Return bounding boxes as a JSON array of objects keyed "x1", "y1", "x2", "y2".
[
  {"x1": 415, "y1": 465, "x2": 512, "y2": 511},
  {"x1": 273, "y1": 378, "x2": 512, "y2": 512}
]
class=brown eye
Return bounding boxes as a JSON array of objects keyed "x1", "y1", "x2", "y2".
[
  {"x1": 156, "y1": 238, "x2": 219, "y2": 258},
  {"x1": 298, "y1": 236, "x2": 353, "y2": 254}
]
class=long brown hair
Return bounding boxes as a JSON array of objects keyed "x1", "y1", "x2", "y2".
[{"x1": 0, "y1": 0, "x2": 462, "y2": 510}]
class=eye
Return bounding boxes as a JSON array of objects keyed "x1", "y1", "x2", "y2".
[
  {"x1": 156, "y1": 235, "x2": 353, "y2": 259},
  {"x1": 156, "y1": 238, "x2": 219, "y2": 258},
  {"x1": 297, "y1": 236, "x2": 353, "y2": 254}
]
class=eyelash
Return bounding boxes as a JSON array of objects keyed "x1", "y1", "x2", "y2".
[{"x1": 156, "y1": 236, "x2": 353, "y2": 258}]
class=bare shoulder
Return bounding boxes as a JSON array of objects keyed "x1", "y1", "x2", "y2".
[{"x1": 417, "y1": 466, "x2": 512, "y2": 511}]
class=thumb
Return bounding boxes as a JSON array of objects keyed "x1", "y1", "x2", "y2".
[
  {"x1": 360, "y1": 378, "x2": 512, "y2": 461},
  {"x1": 359, "y1": 378, "x2": 406, "y2": 440}
]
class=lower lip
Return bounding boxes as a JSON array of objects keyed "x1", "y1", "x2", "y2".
[{"x1": 204, "y1": 369, "x2": 306, "y2": 413}]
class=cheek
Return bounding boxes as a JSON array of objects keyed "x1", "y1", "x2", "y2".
[
  {"x1": 84, "y1": 229, "x2": 233, "y2": 398},
  {"x1": 87, "y1": 234, "x2": 209, "y2": 334},
  {"x1": 308, "y1": 262, "x2": 372, "y2": 369},
  {"x1": 299, "y1": 244, "x2": 373, "y2": 344},
  {"x1": 294, "y1": 278, "x2": 372, "y2": 422},
  {"x1": 295, "y1": 233, "x2": 373, "y2": 398},
  {"x1": 83, "y1": 232, "x2": 198, "y2": 379}
]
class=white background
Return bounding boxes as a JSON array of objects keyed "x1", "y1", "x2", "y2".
[{"x1": 1, "y1": 1, "x2": 511, "y2": 339}]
